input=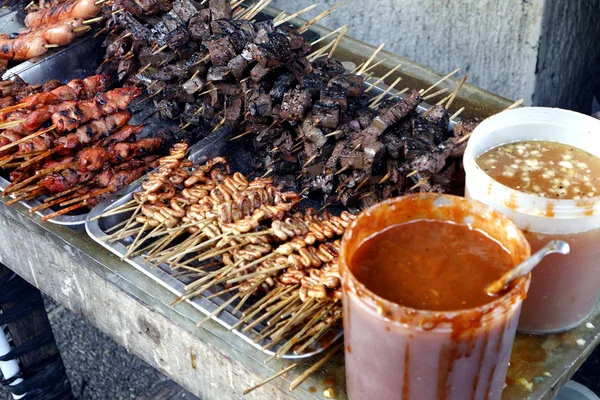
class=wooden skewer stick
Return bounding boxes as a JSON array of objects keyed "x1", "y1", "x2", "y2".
[
  {"x1": 409, "y1": 176, "x2": 429, "y2": 191},
  {"x1": 0, "y1": 119, "x2": 26, "y2": 130},
  {"x1": 297, "y1": 3, "x2": 343, "y2": 34},
  {"x1": 29, "y1": 192, "x2": 76, "y2": 213},
  {"x1": 294, "y1": 313, "x2": 341, "y2": 355},
  {"x1": 110, "y1": 8, "x2": 124, "y2": 14},
  {"x1": 445, "y1": 75, "x2": 468, "y2": 110},
  {"x1": 357, "y1": 42, "x2": 385, "y2": 75},
  {"x1": 0, "y1": 125, "x2": 56, "y2": 153},
  {"x1": 327, "y1": 26, "x2": 348, "y2": 58},
  {"x1": 419, "y1": 67, "x2": 460, "y2": 96},
  {"x1": 310, "y1": 25, "x2": 347, "y2": 47},
  {"x1": 151, "y1": 44, "x2": 168, "y2": 55},
  {"x1": 237, "y1": 0, "x2": 266, "y2": 20},
  {"x1": 44, "y1": 44, "x2": 60, "y2": 49},
  {"x1": 35, "y1": 162, "x2": 74, "y2": 176},
  {"x1": 406, "y1": 169, "x2": 419, "y2": 177},
  {"x1": 0, "y1": 102, "x2": 28, "y2": 115},
  {"x1": 226, "y1": 263, "x2": 290, "y2": 285},
  {"x1": 196, "y1": 292, "x2": 244, "y2": 326},
  {"x1": 229, "y1": 130, "x2": 252, "y2": 141},
  {"x1": 450, "y1": 107, "x2": 465, "y2": 120},
  {"x1": 245, "y1": 0, "x2": 272, "y2": 20},
  {"x1": 6, "y1": 192, "x2": 30, "y2": 206},
  {"x1": 41, "y1": 201, "x2": 89, "y2": 221},
  {"x1": 3, "y1": 170, "x2": 43, "y2": 196},
  {"x1": 94, "y1": 26, "x2": 108, "y2": 37},
  {"x1": 274, "y1": 4, "x2": 317, "y2": 27},
  {"x1": 364, "y1": 62, "x2": 402, "y2": 93},
  {"x1": 288, "y1": 343, "x2": 343, "y2": 391},
  {"x1": 137, "y1": 88, "x2": 163, "y2": 104},
  {"x1": 243, "y1": 364, "x2": 297, "y2": 395},
  {"x1": 72, "y1": 26, "x2": 91, "y2": 33},
  {"x1": 83, "y1": 16, "x2": 104, "y2": 24},
  {"x1": 362, "y1": 58, "x2": 388, "y2": 75},
  {"x1": 137, "y1": 63, "x2": 152, "y2": 75},
  {"x1": 436, "y1": 93, "x2": 452, "y2": 106},
  {"x1": 504, "y1": 98, "x2": 524, "y2": 111},
  {"x1": 422, "y1": 87, "x2": 448, "y2": 101},
  {"x1": 60, "y1": 187, "x2": 111, "y2": 207},
  {"x1": 323, "y1": 130, "x2": 342, "y2": 138},
  {"x1": 24, "y1": 1, "x2": 35, "y2": 10},
  {"x1": 369, "y1": 76, "x2": 403, "y2": 109}
]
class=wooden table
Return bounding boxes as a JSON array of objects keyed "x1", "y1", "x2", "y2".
[{"x1": 0, "y1": 8, "x2": 598, "y2": 399}]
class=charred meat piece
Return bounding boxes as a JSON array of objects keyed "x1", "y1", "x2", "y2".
[
  {"x1": 311, "y1": 57, "x2": 345, "y2": 78},
  {"x1": 301, "y1": 72, "x2": 329, "y2": 98},
  {"x1": 423, "y1": 105, "x2": 449, "y2": 129},
  {"x1": 109, "y1": 137, "x2": 164, "y2": 163},
  {"x1": 412, "y1": 117, "x2": 445, "y2": 145},
  {"x1": 328, "y1": 74, "x2": 363, "y2": 97},
  {"x1": 207, "y1": 65, "x2": 230, "y2": 81},
  {"x1": 172, "y1": 0, "x2": 199, "y2": 23},
  {"x1": 227, "y1": 55, "x2": 248, "y2": 80},
  {"x1": 380, "y1": 131, "x2": 403, "y2": 159},
  {"x1": 312, "y1": 100, "x2": 340, "y2": 129},
  {"x1": 321, "y1": 85, "x2": 347, "y2": 111},
  {"x1": 77, "y1": 146, "x2": 110, "y2": 171},
  {"x1": 246, "y1": 90, "x2": 272, "y2": 117},
  {"x1": 280, "y1": 88, "x2": 311, "y2": 121},
  {"x1": 250, "y1": 64, "x2": 271, "y2": 82},
  {"x1": 270, "y1": 72, "x2": 295, "y2": 101},
  {"x1": 205, "y1": 34, "x2": 237, "y2": 66},
  {"x1": 188, "y1": 9, "x2": 211, "y2": 41}
]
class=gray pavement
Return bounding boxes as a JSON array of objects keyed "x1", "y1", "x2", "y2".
[{"x1": 1, "y1": 295, "x2": 196, "y2": 400}]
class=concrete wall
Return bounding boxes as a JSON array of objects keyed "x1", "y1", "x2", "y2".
[{"x1": 273, "y1": 0, "x2": 600, "y2": 113}]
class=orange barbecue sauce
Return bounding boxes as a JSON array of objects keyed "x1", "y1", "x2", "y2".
[
  {"x1": 350, "y1": 220, "x2": 515, "y2": 311},
  {"x1": 477, "y1": 141, "x2": 600, "y2": 200}
]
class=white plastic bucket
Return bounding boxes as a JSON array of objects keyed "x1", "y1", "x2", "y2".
[{"x1": 463, "y1": 107, "x2": 600, "y2": 334}]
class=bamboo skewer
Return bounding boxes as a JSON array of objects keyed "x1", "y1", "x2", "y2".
[
  {"x1": 0, "y1": 125, "x2": 56, "y2": 153},
  {"x1": 422, "y1": 87, "x2": 448, "y2": 101},
  {"x1": 357, "y1": 43, "x2": 385, "y2": 75},
  {"x1": 297, "y1": 3, "x2": 343, "y2": 34},
  {"x1": 450, "y1": 107, "x2": 465, "y2": 120},
  {"x1": 364, "y1": 62, "x2": 402, "y2": 93},
  {"x1": 288, "y1": 343, "x2": 343, "y2": 391},
  {"x1": 274, "y1": 4, "x2": 317, "y2": 27},
  {"x1": 419, "y1": 67, "x2": 460, "y2": 96},
  {"x1": 369, "y1": 76, "x2": 402, "y2": 108},
  {"x1": 445, "y1": 75, "x2": 468, "y2": 110},
  {"x1": 243, "y1": 364, "x2": 297, "y2": 395},
  {"x1": 310, "y1": 25, "x2": 347, "y2": 47}
]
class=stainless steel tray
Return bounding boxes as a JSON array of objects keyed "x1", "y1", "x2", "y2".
[
  {"x1": 0, "y1": 34, "x2": 107, "y2": 227},
  {"x1": 86, "y1": 127, "x2": 343, "y2": 360},
  {"x1": 85, "y1": 80, "x2": 458, "y2": 358},
  {"x1": 0, "y1": 32, "x2": 210, "y2": 226}
]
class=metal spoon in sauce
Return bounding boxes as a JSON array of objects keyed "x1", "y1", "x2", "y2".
[{"x1": 486, "y1": 240, "x2": 570, "y2": 295}]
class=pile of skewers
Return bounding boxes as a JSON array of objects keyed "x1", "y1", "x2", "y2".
[
  {"x1": 95, "y1": 143, "x2": 354, "y2": 358},
  {"x1": 0, "y1": 74, "x2": 177, "y2": 220},
  {"x1": 0, "y1": 0, "x2": 103, "y2": 63},
  {"x1": 94, "y1": 0, "x2": 479, "y2": 212}
]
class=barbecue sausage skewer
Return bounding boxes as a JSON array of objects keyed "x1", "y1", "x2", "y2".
[
  {"x1": 24, "y1": 0, "x2": 101, "y2": 28},
  {"x1": 0, "y1": 36, "x2": 48, "y2": 61},
  {"x1": 18, "y1": 18, "x2": 85, "y2": 46}
]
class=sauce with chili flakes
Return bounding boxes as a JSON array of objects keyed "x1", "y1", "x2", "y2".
[
  {"x1": 476, "y1": 141, "x2": 600, "y2": 199},
  {"x1": 350, "y1": 220, "x2": 514, "y2": 311}
]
